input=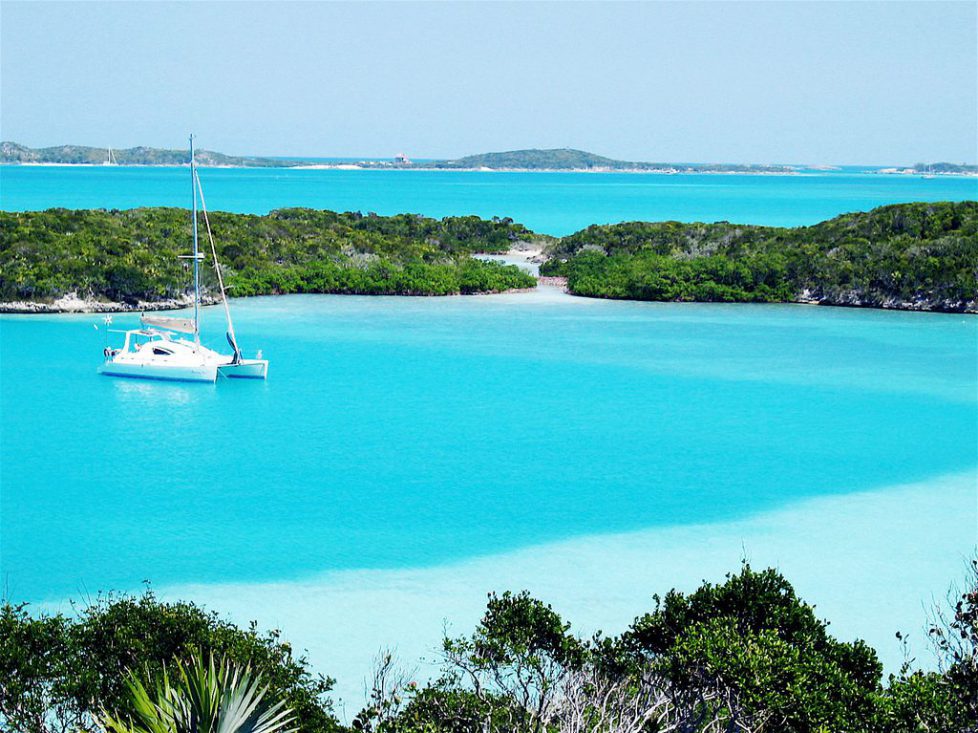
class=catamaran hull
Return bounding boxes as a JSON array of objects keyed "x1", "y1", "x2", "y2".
[
  {"x1": 217, "y1": 359, "x2": 268, "y2": 379},
  {"x1": 97, "y1": 362, "x2": 218, "y2": 383}
]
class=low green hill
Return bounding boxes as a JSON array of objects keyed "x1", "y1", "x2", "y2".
[
  {"x1": 912, "y1": 162, "x2": 978, "y2": 174},
  {"x1": 433, "y1": 148, "x2": 628, "y2": 170},
  {"x1": 425, "y1": 148, "x2": 795, "y2": 172},
  {"x1": 0, "y1": 141, "x2": 300, "y2": 167},
  {"x1": 0, "y1": 208, "x2": 537, "y2": 305},
  {"x1": 540, "y1": 201, "x2": 978, "y2": 312}
]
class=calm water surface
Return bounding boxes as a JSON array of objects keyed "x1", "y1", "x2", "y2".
[
  {"x1": 2, "y1": 290, "x2": 975, "y2": 602},
  {"x1": 1, "y1": 168, "x2": 976, "y2": 697}
]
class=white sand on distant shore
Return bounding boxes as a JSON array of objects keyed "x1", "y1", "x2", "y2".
[
  {"x1": 143, "y1": 471, "x2": 977, "y2": 716},
  {"x1": 476, "y1": 246, "x2": 546, "y2": 278},
  {"x1": 506, "y1": 244, "x2": 545, "y2": 262}
]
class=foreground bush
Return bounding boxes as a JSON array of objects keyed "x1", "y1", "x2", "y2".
[
  {"x1": 0, "y1": 591, "x2": 340, "y2": 733},
  {"x1": 2, "y1": 562, "x2": 975, "y2": 732},
  {"x1": 355, "y1": 563, "x2": 977, "y2": 733}
]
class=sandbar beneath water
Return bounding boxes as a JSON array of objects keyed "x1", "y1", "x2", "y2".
[{"x1": 155, "y1": 471, "x2": 976, "y2": 715}]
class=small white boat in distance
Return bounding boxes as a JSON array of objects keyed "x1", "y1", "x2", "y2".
[{"x1": 98, "y1": 135, "x2": 268, "y2": 383}]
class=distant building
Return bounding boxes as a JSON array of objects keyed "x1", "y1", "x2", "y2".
[{"x1": 394, "y1": 152, "x2": 411, "y2": 165}]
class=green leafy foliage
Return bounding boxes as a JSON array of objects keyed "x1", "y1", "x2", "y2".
[
  {"x1": 472, "y1": 591, "x2": 585, "y2": 671},
  {"x1": 541, "y1": 201, "x2": 978, "y2": 311},
  {"x1": 98, "y1": 651, "x2": 297, "y2": 733},
  {"x1": 4, "y1": 562, "x2": 976, "y2": 733},
  {"x1": 382, "y1": 687, "x2": 515, "y2": 733},
  {"x1": 0, "y1": 592, "x2": 340, "y2": 733},
  {"x1": 0, "y1": 605, "x2": 76, "y2": 732},
  {"x1": 438, "y1": 592, "x2": 585, "y2": 733},
  {"x1": 0, "y1": 208, "x2": 537, "y2": 303},
  {"x1": 368, "y1": 563, "x2": 978, "y2": 733},
  {"x1": 879, "y1": 559, "x2": 978, "y2": 732},
  {"x1": 621, "y1": 564, "x2": 883, "y2": 732},
  {"x1": 879, "y1": 670, "x2": 961, "y2": 733}
]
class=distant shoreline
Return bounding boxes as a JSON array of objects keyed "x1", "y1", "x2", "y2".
[
  {"x1": 5, "y1": 162, "x2": 976, "y2": 177},
  {"x1": 3, "y1": 288, "x2": 973, "y2": 315},
  {"x1": 5, "y1": 143, "x2": 975, "y2": 176}
]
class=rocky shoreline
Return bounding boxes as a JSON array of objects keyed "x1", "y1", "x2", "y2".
[
  {"x1": 3, "y1": 283, "x2": 972, "y2": 315},
  {"x1": 0, "y1": 292, "x2": 221, "y2": 314},
  {"x1": 793, "y1": 289, "x2": 977, "y2": 314}
]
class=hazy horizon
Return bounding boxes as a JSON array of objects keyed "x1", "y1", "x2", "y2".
[
  {"x1": 2, "y1": 2, "x2": 976, "y2": 166},
  {"x1": 2, "y1": 141, "x2": 973, "y2": 170}
]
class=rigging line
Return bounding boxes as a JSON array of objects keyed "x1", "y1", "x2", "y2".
[
  {"x1": 194, "y1": 169, "x2": 240, "y2": 358},
  {"x1": 190, "y1": 135, "x2": 200, "y2": 346}
]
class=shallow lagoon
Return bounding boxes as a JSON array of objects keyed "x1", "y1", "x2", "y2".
[
  {"x1": 2, "y1": 166, "x2": 977, "y2": 709},
  {"x1": 165, "y1": 471, "x2": 975, "y2": 713},
  {"x1": 2, "y1": 285, "x2": 976, "y2": 705}
]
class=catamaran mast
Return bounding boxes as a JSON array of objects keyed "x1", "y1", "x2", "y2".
[
  {"x1": 194, "y1": 170, "x2": 242, "y2": 364},
  {"x1": 190, "y1": 134, "x2": 200, "y2": 347}
]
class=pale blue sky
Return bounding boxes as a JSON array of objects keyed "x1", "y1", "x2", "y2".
[{"x1": 2, "y1": 1, "x2": 975, "y2": 165}]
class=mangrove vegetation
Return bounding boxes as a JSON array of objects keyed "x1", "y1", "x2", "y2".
[
  {"x1": 0, "y1": 208, "x2": 537, "y2": 305},
  {"x1": 540, "y1": 201, "x2": 978, "y2": 312},
  {"x1": 2, "y1": 201, "x2": 975, "y2": 313}
]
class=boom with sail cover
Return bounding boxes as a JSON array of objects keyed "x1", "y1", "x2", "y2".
[{"x1": 140, "y1": 315, "x2": 196, "y2": 333}]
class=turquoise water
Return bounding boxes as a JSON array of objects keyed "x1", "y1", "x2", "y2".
[
  {"x1": 1, "y1": 168, "x2": 977, "y2": 700},
  {"x1": 2, "y1": 165, "x2": 976, "y2": 234},
  {"x1": 2, "y1": 291, "x2": 976, "y2": 604}
]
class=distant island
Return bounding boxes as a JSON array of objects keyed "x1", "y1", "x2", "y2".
[
  {"x1": 5, "y1": 141, "x2": 973, "y2": 175},
  {"x1": 0, "y1": 141, "x2": 300, "y2": 168},
  {"x1": 879, "y1": 162, "x2": 978, "y2": 176},
  {"x1": 367, "y1": 148, "x2": 797, "y2": 174},
  {"x1": 1, "y1": 202, "x2": 974, "y2": 314},
  {"x1": 0, "y1": 142, "x2": 793, "y2": 172}
]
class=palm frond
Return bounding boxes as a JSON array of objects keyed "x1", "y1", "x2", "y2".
[{"x1": 97, "y1": 651, "x2": 297, "y2": 733}]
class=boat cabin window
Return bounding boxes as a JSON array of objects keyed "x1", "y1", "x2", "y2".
[{"x1": 152, "y1": 347, "x2": 174, "y2": 356}]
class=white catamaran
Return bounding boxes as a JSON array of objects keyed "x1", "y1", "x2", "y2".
[{"x1": 98, "y1": 135, "x2": 268, "y2": 383}]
